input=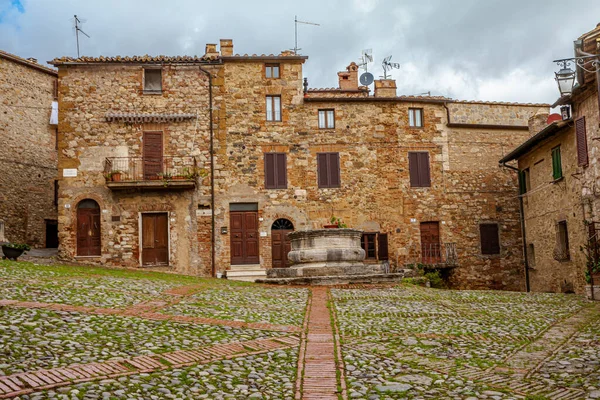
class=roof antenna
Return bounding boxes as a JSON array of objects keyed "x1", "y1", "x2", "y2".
[
  {"x1": 73, "y1": 15, "x2": 91, "y2": 58},
  {"x1": 294, "y1": 16, "x2": 320, "y2": 55}
]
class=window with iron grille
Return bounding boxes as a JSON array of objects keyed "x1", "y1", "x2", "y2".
[
  {"x1": 408, "y1": 152, "x2": 431, "y2": 187},
  {"x1": 264, "y1": 153, "x2": 287, "y2": 189},
  {"x1": 318, "y1": 109, "x2": 335, "y2": 129},
  {"x1": 265, "y1": 64, "x2": 280, "y2": 78},
  {"x1": 551, "y1": 145, "x2": 563, "y2": 180},
  {"x1": 317, "y1": 152, "x2": 341, "y2": 188},
  {"x1": 266, "y1": 95, "x2": 282, "y2": 121},
  {"x1": 409, "y1": 108, "x2": 423, "y2": 127},
  {"x1": 480, "y1": 223, "x2": 500, "y2": 255},
  {"x1": 143, "y1": 68, "x2": 162, "y2": 93}
]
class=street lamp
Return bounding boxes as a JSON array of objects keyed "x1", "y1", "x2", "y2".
[{"x1": 554, "y1": 61, "x2": 576, "y2": 96}]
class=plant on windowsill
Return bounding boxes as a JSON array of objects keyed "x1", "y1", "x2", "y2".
[
  {"x1": 157, "y1": 172, "x2": 172, "y2": 180},
  {"x1": 1, "y1": 243, "x2": 31, "y2": 261},
  {"x1": 324, "y1": 216, "x2": 348, "y2": 229},
  {"x1": 104, "y1": 170, "x2": 124, "y2": 182}
]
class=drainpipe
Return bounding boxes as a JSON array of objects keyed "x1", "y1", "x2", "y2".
[
  {"x1": 199, "y1": 66, "x2": 216, "y2": 277},
  {"x1": 501, "y1": 162, "x2": 530, "y2": 292}
]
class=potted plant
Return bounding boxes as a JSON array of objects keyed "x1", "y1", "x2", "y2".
[
  {"x1": 324, "y1": 216, "x2": 347, "y2": 229},
  {"x1": 157, "y1": 172, "x2": 172, "y2": 180},
  {"x1": 1, "y1": 243, "x2": 31, "y2": 261},
  {"x1": 104, "y1": 170, "x2": 123, "y2": 182}
]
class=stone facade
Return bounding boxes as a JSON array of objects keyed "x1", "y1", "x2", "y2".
[
  {"x1": 52, "y1": 42, "x2": 547, "y2": 290},
  {"x1": 0, "y1": 50, "x2": 58, "y2": 247}
]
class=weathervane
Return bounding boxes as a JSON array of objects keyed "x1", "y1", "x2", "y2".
[{"x1": 381, "y1": 55, "x2": 400, "y2": 79}]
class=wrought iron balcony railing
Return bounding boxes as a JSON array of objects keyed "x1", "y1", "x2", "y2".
[
  {"x1": 406, "y1": 243, "x2": 458, "y2": 267},
  {"x1": 104, "y1": 156, "x2": 199, "y2": 189}
]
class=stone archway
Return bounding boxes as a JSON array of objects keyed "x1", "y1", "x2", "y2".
[
  {"x1": 271, "y1": 218, "x2": 294, "y2": 268},
  {"x1": 77, "y1": 199, "x2": 101, "y2": 256}
]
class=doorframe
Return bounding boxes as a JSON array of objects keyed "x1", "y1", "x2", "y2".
[{"x1": 138, "y1": 211, "x2": 171, "y2": 267}]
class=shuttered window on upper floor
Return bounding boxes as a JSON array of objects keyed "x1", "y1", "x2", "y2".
[
  {"x1": 408, "y1": 152, "x2": 431, "y2": 187},
  {"x1": 317, "y1": 152, "x2": 341, "y2": 188},
  {"x1": 576, "y1": 116, "x2": 588, "y2": 167},
  {"x1": 264, "y1": 153, "x2": 287, "y2": 189},
  {"x1": 552, "y1": 146, "x2": 563, "y2": 180}
]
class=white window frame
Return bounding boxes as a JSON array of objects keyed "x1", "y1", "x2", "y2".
[
  {"x1": 318, "y1": 109, "x2": 335, "y2": 129},
  {"x1": 266, "y1": 95, "x2": 282, "y2": 122},
  {"x1": 409, "y1": 108, "x2": 423, "y2": 128}
]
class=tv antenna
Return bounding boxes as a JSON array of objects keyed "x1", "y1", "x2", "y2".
[
  {"x1": 294, "y1": 16, "x2": 320, "y2": 55},
  {"x1": 73, "y1": 15, "x2": 90, "y2": 58},
  {"x1": 358, "y1": 49, "x2": 374, "y2": 86},
  {"x1": 381, "y1": 55, "x2": 400, "y2": 79}
]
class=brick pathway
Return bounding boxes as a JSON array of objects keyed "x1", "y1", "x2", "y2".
[
  {"x1": 0, "y1": 299, "x2": 300, "y2": 333},
  {"x1": 0, "y1": 336, "x2": 300, "y2": 399},
  {"x1": 297, "y1": 287, "x2": 343, "y2": 400}
]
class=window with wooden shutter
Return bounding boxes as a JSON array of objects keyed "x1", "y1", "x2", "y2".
[
  {"x1": 480, "y1": 223, "x2": 500, "y2": 255},
  {"x1": 518, "y1": 168, "x2": 530, "y2": 194},
  {"x1": 576, "y1": 117, "x2": 588, "y2": 166},
  {"x1": 317, "y1": 152, "x2": 341, "y2": 188},
  {"x1": 264, "y1": 153, "x2": 287, "y2": 189},
  {"x1": 378, "y1": 233, "x2": 389, "y2": 261},
  {"x1": 408, "y1": 152, "x2": 431, "y2": 187},
  {"x1": 551, "y1": 146, "x2": 563, "y2": 180}
]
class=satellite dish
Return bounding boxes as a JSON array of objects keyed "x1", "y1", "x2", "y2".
[{"x1": 360, "y1": 72, "x2": 374, "y2": 86}]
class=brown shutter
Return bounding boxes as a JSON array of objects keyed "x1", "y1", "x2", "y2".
[
  {"x1": 419, "y1": 153, "x2": 431, "y2": 187},
  {"x1": 265, "y1": 153, "x2": 276, "y2": 188},
  {"x1": 317, "y1": 153, "x2": 329, "y2": 187},
  {"x1": 378, "y1": 233, "x2": 389, "y2": 260},
  {"x1": 53, "y1": 80, "x2": 58, "y2": 99},
  {"x1": 329, "y1": 153, "x2": 340, "y2": 187},
  {"x1": 276, "y1": 153, "x2": 287, "y2": 188},
  {"x1": 576, "y1": 117, "x2": 588, "y2": 166},
  {"x1": 408, "y1": 153, "x2": 419, "y2": 187},
  {"x1": 480, "y1": 224, "x2": 500, "y2": 255}
]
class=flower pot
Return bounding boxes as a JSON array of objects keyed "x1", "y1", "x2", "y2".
[
  {"x1": 172, "y1": 176, "x2": 185, "y2": 180},
  {"x1": 1, "y1": 245, "x2": 24, "y2": 261},
  {"x1": 111, "y1": 173, "x2": 122, "y2": 182},
  {"x1": 323, "y1": 224, "x2": 339, "y2": 229}
]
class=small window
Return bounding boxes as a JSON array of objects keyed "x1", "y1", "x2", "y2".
[
  {"x1": 551, "y1": 146, "x2": 563, "y2": 180},
  {"x1": 360, "y1": 233, "x2": 389, "y2": 261},
  {"x1": 318, "y1": 109, "x2": 335, "y2": 129},
  {"x1": 264, "y1": 153, "x2": 287, "y2": 189},
  {"x1": 480, "y1": 223, "x2": 500, "y2": 255},
  {"x1": 266, "y1": 95, "x2": 282, "y2": 122},
  {"x1": 519, "y1": 168, "x2": 530, "y2": 194},
  {"x1": 144, "y1": 68, "x2": 162, "y2": 93},
  {"x1": 555, "y1": 221, "x2": 570, "y2": 261},
  {"x1": 265, "y1": 64, "x2": 280, "y2": 79},
  {"x1": 409, "y1": 108, "x2": 423, "y2": 128},
  {"x1": 408, "y1": 152, "x2": 431, "y2": 187},
  {"x1": 317, "y1": 152, "x2": 341, "y2": 188},
  {"x1": 54, "y1": 180, "x2": 59, "y2": 207}
]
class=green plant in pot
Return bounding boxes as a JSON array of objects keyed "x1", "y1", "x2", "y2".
[
  {"x1": 324, "y1": 216, "x2": 347, "y2": 228},
  {"x1": 1, "y1": 243, "x2": 31, "y2": 261},
  {"x1": 104, "y1": 170, "x2": 123, "y2": 182}
]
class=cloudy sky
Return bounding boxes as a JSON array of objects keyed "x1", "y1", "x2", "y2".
[{"x1": 1, "y1": 0, "x2": 599, "y2": 104}]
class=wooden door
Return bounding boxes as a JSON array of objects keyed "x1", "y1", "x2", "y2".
[
  {"x1": 45, "y1": 220, "x2": 59, "y2": 248},
  {"x1": 77, "y1": 203, "x2": 101, "y2": 256},
  {"x1": 271, "y1": 219, "x2": 294, "y2": 268},
  {"x1": 142, "y1": 213, "x2": 169, "y2": 266},
  {"x1": 420, "y1": 221, "x2": 441, "y2": 263},
  {"x1": 143, "y1": 132, "x2": 163, "y2": 180},
  {"x1": 230, "y1": 211, "x2": 259, "y2": 264}
]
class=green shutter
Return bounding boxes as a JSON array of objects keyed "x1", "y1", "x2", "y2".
[
  {"x1": 552, "y1": 146, "x2": 563, "y2": 180},
  {"x1": 518, "y1": 170, "x2": 526, "y2": 194}
]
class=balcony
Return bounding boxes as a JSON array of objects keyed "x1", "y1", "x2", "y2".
[
  {"x1": 405, "y1": 243, "x2": 458, "y2": 269},
  {"x1": 104, "y1": 156, "x2": 199, "y2": 190}
]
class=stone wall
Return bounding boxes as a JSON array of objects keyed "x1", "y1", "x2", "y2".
[{"x1": 0, "y1": 53, "x2": 57, "y2": 247}]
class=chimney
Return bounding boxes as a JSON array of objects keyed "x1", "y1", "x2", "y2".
[
  {"x1": 338, "y1": 62, "x2": 359, "y2": 90},
  {"x1": 204, "y1": 43, "x2": 219, "y2": 58},
  {"x1": 26, "y1": 57, "x2": 38, "y2": 64},
  {"x1": 220, "y1": 39, "x2": 233, "y2": 56},
  {"x1": 373, "y1": 79, "x2": 397, "y2": 97}
]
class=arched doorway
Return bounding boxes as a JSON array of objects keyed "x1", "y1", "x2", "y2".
[
  {"x1": 271, "y1": 218, "x2": 294, "y2": 268},
  {"x1": 77, "y1": 199, "x2": 101, "y2": 256}
]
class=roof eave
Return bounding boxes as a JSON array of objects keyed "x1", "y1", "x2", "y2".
[{"x1": 499, "y1": 120, "x2": 572, "y2": 164}]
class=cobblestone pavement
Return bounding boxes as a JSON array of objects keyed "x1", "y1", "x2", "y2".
[{"x1": 1, "y1": 260, "x2": 599, "y2": 399}]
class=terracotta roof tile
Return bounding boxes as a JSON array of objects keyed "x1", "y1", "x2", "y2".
[
  {"x1": 50, "y1": 54, "x2": 217, "y2": 65},
  {"x1": 0, "y1": 49, "x2": 57, "y2": 75},
  {"x1": 453, "y1": 99, "x2": 550, "y2": 107}
]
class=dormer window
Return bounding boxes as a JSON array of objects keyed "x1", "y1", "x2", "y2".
[
  {"x1": 265, "y1": 64, "x2": 280, "y2": 79},
  {"x1": 144, "y1": 68, "x2": 162, "y2": 93}
]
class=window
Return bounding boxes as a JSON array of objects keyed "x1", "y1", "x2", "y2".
[
  {"x1": 480, "y1": 223, "x2": 500, "y2": 255},
  {"x1": 409, "y1": 108, "x2": 423, "y2": 127},
  {"x1": 53, "y1": 180, "x2": 59, "y2": 207},
  {"x1": 265, "y1": 64, "x2": 280, "y2": 79},
  {"x1": 576, "y1": 117, "x2": 588, "y2": 166},
  {"x1": 318, "y1": 109, "x2": 335, "y2": 129},
  {"x1": 555, "y1": 221, "x2": 570, "y2": 261},
  {"x1": 527, "y1": 243, "x2": 536, "y2": 268},
  {"x1": 551, "y1": 145, "x2": 563, "y2": 180},
  {"x1": 264, "y1": 153, "x2": 287, "y2": 189},
  {"x1": 408, "y1": 152, "x2": 431, "y2": 187},
  {"x1": 519, "y1": 168, "x2": 530, "y2": 194},
  {"x1": 144, "y1": 68, "x2": 162, "y2": 93},
  {"x1": 266, "y1": 95, "x2": 282, "y2": 121},
  {"x1": 361, "y1": 233, "x2": 389, "y2": 261},
  {"x1": 317, "y1": 152, "x2": 341, "y2": 188}
]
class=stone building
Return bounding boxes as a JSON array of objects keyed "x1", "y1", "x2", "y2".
[
  {"x1": 51, "y1": 40, "x2": 547, "y2": 289},
  {"x1": 500, "y1": 23, "x2": 600, "y2": 295},
  {"x1": 0, "y1": 50, "x2": 58, "y2": 248}
]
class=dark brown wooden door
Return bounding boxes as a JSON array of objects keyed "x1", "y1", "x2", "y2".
[
  {"x1": 77, "y1": 204, "x2": 101, "y2": 256},
  {"x1": 420, "y1": 221, "x2": 441, "y2": 263},
  {"x1": 142, "y1": 213, "x2": 169, "y2": 266},
  {"x1": 143, "y1": 132, "x2": 163, "y2": 180},
  {"x1": 230, "y1": 211, "x2": 259, "y2": 264}
]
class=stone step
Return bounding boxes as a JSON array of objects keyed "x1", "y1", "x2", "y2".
[
  {"x1": 228, "y1": 264, "x2": 262, "y2": 271},
  {"x1": 225, "y1": 266, "x2": 266, "y2": 282}
]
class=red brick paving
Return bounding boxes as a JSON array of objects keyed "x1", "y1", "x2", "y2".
[{"x1": 0, "y1": 336, "x2": 300, "y2": 399}]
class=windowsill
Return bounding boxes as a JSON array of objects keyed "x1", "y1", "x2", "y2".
[
  {"x1": 318, "y1": 128, "x2": 336, "y2": 131},
  {"x1": 265, "y1": 187, "x2": 288, "y2": 190},
  {"x1": 143, "y1": 90, "x2": 163, "y2": 95},
  {"x1": 266, "y1": 120, "x2": 283, "y2": 123},
  {"x1": 408, "y1": 126, "x2": 424, "y2": 129},
  {"x1": 480, "y1": 253, "x2": 502, "y2": 258},
  {"x1": 410, "y1": 186, "x2": 431, "y2": 189},
  {"x1": 551, "y1": 176, "x2": 564, "y2": 183},
  {"x1": 318, "y1": 186, "x2": 341, "y2": 189}
]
